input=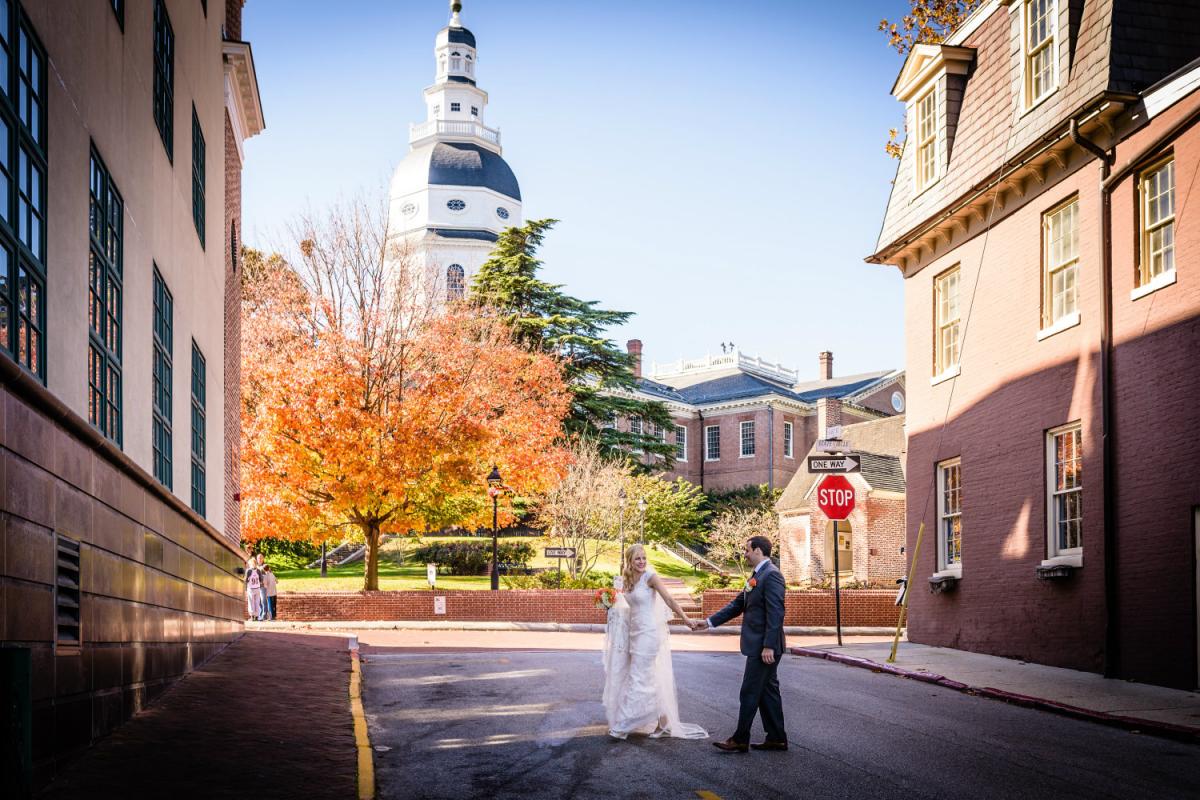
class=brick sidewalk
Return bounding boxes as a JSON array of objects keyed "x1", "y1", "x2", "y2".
[{"x1": 40, "y1": 632, "x2": 359, "y2": 799}]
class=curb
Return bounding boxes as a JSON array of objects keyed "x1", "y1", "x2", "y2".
[
  {"x1": 789, "y1": 647, "x2": 1200, "y2": 744},
  {"x1": 348, "y1": 643, "x2": 375, "y2": 799},
  {"x1": 249, "y1": 620, "x2": 899, "y2": 636}
]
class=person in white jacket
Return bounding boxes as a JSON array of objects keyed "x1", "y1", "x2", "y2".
[
  {"x1": 245, "y1": 559, "x2": 263, "y2": 621},
  {"x1": 262, "y1": 565, "x2": 278, "y2": 620}
]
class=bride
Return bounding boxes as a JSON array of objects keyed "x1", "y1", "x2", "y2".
[{"x1": 602, "y1": 544, "x2": 708, "y2": 740}]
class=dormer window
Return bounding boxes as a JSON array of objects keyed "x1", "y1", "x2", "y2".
[
  {"x1": 471, "y1": 106, "x2": 478, "y2": 116},
  {"x1": 450, "y1": 102, "x2": 461, "y2": 112},
  {"x1": 1024, "y1": 0, "x2": 1057, "y2": 108},
  {"x1": 450, "y1": 51, "x2": 462, "y2": 71},
  {"x1": 466, "y1": 54, "x2": 474, "y2": 75},
  {"x1": 916, "y1": 87, "x2": 938, "y2": 191}
]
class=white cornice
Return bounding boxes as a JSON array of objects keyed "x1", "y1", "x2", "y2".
[
  {"x1": 892, "y1": 43, "x2": 975, "y2": 101},
  {"x1": 223, "y1": 40, "x2": 265, "y2": 150}
]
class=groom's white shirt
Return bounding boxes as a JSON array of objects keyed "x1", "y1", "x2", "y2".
[{"x1": 705, "y1": 558, "x2": 770, "y2": 629}]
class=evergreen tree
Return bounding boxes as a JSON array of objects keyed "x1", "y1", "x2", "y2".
[{"x1": 471, "y1": 219, "x2": 676, "y2": 466}]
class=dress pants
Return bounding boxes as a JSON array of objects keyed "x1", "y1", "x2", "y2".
[{"x1": 733, "y1": 654, "x2": 786, "y2": 744}]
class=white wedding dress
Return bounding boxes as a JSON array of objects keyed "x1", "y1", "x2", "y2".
[{"x1": 602, "y1": 568, "x2": 708, "y2": 740}]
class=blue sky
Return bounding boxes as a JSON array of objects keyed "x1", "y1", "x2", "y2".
[{"x1": 241, "y1": 0, "x2": 909, "y2": 379}]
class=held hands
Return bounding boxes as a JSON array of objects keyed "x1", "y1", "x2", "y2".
[{"x1": 686, "y1": 619, "x2": 709, "y2": 631}]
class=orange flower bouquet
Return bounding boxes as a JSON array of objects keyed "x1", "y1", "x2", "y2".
[{"x1": 595, "y1": 587, "x2": 619, "y2": 610}]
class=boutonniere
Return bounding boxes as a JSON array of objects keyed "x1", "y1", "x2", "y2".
[{"x1": 745, "y1": 577, "x2": 757, "y2": 592}]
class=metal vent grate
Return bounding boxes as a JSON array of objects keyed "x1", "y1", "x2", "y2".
[{"x1": 55, "y1": 535, "x2": 82, "y2": 653}]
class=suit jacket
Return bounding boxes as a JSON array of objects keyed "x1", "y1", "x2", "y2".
[{"x1": 709, "y1": 561, "x2": 787, "y2": 657}]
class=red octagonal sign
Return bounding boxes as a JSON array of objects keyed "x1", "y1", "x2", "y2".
[{"x1": 816, "y1": 474, "x2": 856, "y2": 521}]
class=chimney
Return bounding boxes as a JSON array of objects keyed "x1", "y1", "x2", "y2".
[
  {"x1": 818, "y1": 351, "x2": 833, "y2": 381},
  {"x1": 816, "y1": 397, "x2": 843, "y2": 440},
  {"x1": 627, "y1": 339, "x2": 643, "y2": 379}
]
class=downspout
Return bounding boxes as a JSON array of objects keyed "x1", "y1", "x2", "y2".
[
  {"x1": 767, "y1": 403, "x2": 775, "y2": 493},
  {"x1": 697, "y1": 410, "x2": 705, "y2": 491},
  {"x1": 1069, "y1": 118, "x2": 1116, "y2": 678}
]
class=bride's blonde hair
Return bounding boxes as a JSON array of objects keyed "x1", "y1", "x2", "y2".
[{"x1": 621, "y1": 544, "x2": 647, "y2": 590}]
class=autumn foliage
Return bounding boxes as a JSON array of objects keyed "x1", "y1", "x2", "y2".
[{"x1": 240, "y1": 199, "x2": 570, "y2": 589}]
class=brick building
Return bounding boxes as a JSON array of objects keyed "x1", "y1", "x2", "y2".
[
  {"x1": 626, "y1": 343, "x2": 905, "y2": 492},
  {"x1": 0, "y1": 0, "x2": 263, "y2": 785},
  {"x1": 775, "y1": 414, "x2": 907, "y2": 587},
  {"x1": 867, "y1": 0, "x2": 1200, "y2": 688}
]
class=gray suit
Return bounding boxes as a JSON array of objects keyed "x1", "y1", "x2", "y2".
[{"x1": 708, "y1": 561, "x2": 787, "y2": 744}]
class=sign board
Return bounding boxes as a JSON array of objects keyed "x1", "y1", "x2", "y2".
[
  {"x1": 807, "y1": 455, "x2": 862, "y2": 473},
  {"x1": 426, "y1": 563, "x2": 437, "y2": 587},
  {"x1": 816, "y1": 474, "x2": 856, "y2": 521},
  {"x1": 433, "y1": 596, "x2": 446, "y2": 615},
  {"x1": 815, "y1": 439, "x2": 849, "y2": 453},
  {"x1": 825, "y1": 425, "x2": 843, "y2": 440},
  {"x1": 544, "y1": 547, "x2": 577, "y2": 559}
]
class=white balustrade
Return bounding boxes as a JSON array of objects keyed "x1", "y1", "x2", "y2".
[{"x1": 410, "y1": 119, "x2": 501, "y2": 145}]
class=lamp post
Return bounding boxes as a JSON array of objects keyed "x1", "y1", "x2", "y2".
[
  {"x1": 618, "y1": 488, "x2": 627, "y2": 564},
  {"x1": 487, "y1": 465, "x2": 503, "y2": 590},
  {"x1": 637, "y1": 497, "x2": 647, "y2": 544}
]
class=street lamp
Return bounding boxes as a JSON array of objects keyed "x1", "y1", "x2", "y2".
[
  {"x1": 487, "y1": 465, "x2": 503, "y2": 590},
  {"x1": 637, "y1": 496, "x2": 647, "y2": 544},
  {"x1": 618, "y1": 488, "x2": 627, "y2": 564}
]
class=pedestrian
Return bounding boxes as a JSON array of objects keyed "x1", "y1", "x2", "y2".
[
  {"x1": 263, "y1": 565, "x2": 278, "y2": 620},
  {"x1": 255, "y1": 553, "x2": 269, "y2": 621},
  {"x1": 245, "y1": 559, "x2": 263, "y2": 621}
]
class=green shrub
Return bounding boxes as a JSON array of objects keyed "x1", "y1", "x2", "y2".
[
  {"x1": 248, "y1": 537, "x2": 323, "y2": 570},
  {"x1": 693, "y1": 572, "x2": 744, "y2": 592},
  {"x1": 411, "y1": 540, "x2": 534, "y2": 575},
  {"x1": 501, "y1": 570, "x2": 615, "y2": 590}
]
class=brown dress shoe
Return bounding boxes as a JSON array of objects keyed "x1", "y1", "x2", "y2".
[
  {"x1": 750, "y1": 741, "x2": 789, "y2": 751},
  {"x1": 712, "y1": 738, "x2": 750, "y2": 753}
]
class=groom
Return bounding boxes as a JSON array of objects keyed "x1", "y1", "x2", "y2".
[{"x1": 690, "y1": 535, "x2": 788, "y2": 753}]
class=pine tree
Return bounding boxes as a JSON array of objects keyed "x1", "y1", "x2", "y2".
[{"x1": 471, "y1": 219, "x2": 676, "y2": 466}]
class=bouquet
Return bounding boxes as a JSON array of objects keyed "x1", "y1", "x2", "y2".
[{"x1": 594, "y1": 587, "x2": 619, "y2": 610}]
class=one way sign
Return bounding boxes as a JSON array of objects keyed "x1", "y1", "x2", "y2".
[{"x1": 807, "y1": 455, "x2": 862, "y2": 473}]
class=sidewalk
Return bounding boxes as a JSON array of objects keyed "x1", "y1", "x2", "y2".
[
  {"x1": 39, "y1": 632, "x2": 360, "y2": 799},
  {"x1": 792, "y1": 640, "x2": 1200, "y2": 741},
  {"x1": 248, "y1": 619, "x2": 897, "y2": 635}
]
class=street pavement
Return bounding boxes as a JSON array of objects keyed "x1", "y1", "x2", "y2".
[{"x1": 361, "y1": 645, "x2": 1200, "y2": 800}]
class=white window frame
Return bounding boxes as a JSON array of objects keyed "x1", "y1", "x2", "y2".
[
  {"x1": 934, "y1": 265, "x2": 961, "y2": 377},
  {"x1": 783, "y1": 421, "x2": 793, "y2": 459},
  {"x1": 630, "y1": 417, "x2": 643, "y2": 454},
  {"x1": 705, "y1": 425, "x2": 720, "y2": 462},
  {"x1": 1137, "y1": 156, "x2": 1175, "y2": 291},
  {"x1": 1045, "y1": 422, "x2": 1083, "y2": 566},
  {"x1": 915, "y1": 86, "x2": 938, "y2": 191},
  {"x1": 1022, "y1": 0, "x2": 1058, "y2": 110},
  {"x1": 1042, "y1": 196, "x2": 1079, "y2": 331},
  {"x1": 674, "y1": 424, "x2": 687, "y2": 462},
  {"x1": 450, "y1": 101, "x2": 461, "y2": 112},
  {"x1": 739, "y1": 420, "x2": 755, "y2": 458},
  {"x1": 936, "y1": 458, "x2": 962, "y2": 577}
]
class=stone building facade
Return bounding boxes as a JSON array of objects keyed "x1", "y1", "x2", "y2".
[
  {"x1": 868, "y1": 0, "x2": 1200, "y2": 689},
  {"x1": 0, "y1": 0, "x2": 263, "y2": 786},
  {"x1": 628, "y1": 343, "x2": 905, "y2": 494}
]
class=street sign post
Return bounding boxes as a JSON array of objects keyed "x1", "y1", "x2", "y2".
[
  {"x1": 816, "y1": 475, "x2": 856, "y2": 646},
  {"x1": 545, "y1": 547, "x2": 576, "y2": 577},
  {"x1": 807, "y1": 455, "x2": 862, "y2": 473},
  {"x1": 815, "y1": 439, "x2": 849, "y2": 453}
]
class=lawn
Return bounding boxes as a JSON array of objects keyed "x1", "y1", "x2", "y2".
[{"x1": 273, "y1": 536, "x2": 703, "y2": 593}]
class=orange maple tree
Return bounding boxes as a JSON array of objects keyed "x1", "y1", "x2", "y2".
[{"x1": 240, "y1": 199, "x2": 570, "y2": 590}]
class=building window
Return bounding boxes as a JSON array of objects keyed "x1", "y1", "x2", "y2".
[
  {"x1": 470, "y1": 106, "x2": 478, "y2": 116},
  {"x1": 1024, "y1": 0, "x2": 1056, "y2": 107},
  {"x1": 190, "y1": 341, "x2": 206, "y2": 517},
  {"x1": 0, "y1": 7, "x2": 47, "y2": 380},
  {"x1": 674, "y1": 424, "x2": 687, "y2": 462},
  {"x1": 934, "y1": 265, "x2": 960, "y2": 375},
  {"x1": 230, "y1": 222, "x2": 238, "y2": 272},
  {"x1": 88, "y1": 148, "x2": 123, "y2": 445},
  {"x1": 1139, "y1": 157, "x2": 1175, "y2": 286},
  {"x1": 783, "y1": 421, "x2": 793, "y2": 458},
  {"x1": 152, "y1": 268, "x2": 173, "y2": 489},
  {"x1": 446, "y1": 263, "x2": 465, "y2": 301},
  {"x1": 740, "y1": 420, "x2": 755, "y2": 457},
  {"x1": 915, "y1": 87, "x2": 937, "y2": 190},
  {"x1": 432, "y1": 104, "x2": 441, "y2": 116},
  {"x1": 1046, "y1": 423, "x2": 1082, "y2": 558},
  {"x1": 446, "y1": 198, "x2": 466, "y2": 212},
  {"x1": 153, "y1": 0, "x2": 174, "y2": 160},
  {"x1": 111, "y1": 0, "x2": 124, "y2": 29},
  {"x1": 629, "y1": 417, "x2": 643, "y2": 454},
  {"x1": 1043, "y1": 197, "x2": 1079, "y2": 328},
  {"x1": 705, "y1": 425, "x2": 720, "y2": 461},
  {"x1": 450, "y1": 53, "x2": 462, "y2": 71},
  {"x1": 450, "y1": 102, "x2": 461, "y2": 112},
  {"x1": 191, "y1": 106, "x2": 205, "y2": 247},
  {"x1": 937, "y1": 458, "x2": 962, "y2": 573}
]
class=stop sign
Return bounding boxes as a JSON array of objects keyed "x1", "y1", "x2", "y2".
[{"x1": 816, "y1": 474, "x2": 855, "y2": 521}]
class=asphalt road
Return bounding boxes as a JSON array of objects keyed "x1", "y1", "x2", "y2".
[{"x1": 360, "y1": 647, "x2": 1200, "y2": 800}]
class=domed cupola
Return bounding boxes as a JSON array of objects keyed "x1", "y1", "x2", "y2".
[{"x1": 387, "y1": 1, "x2": 524, "y2": 302}]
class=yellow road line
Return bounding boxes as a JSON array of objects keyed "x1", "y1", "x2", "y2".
[
  {"x1": 696, "y1": 791, "x2": 724, "y2": 800},
  {"x1": 350, "y1": 648, "x2": 375, "y2": 800}
]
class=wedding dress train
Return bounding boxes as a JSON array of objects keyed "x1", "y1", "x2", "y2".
[{"x1": 602, "y1": 568, "x2": 708, "y2": 740}]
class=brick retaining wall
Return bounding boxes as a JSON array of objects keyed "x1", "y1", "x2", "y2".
[
  {"x1": 702, "y1": 590, "x2": 900, "y2": 627},
  {"x1": 278, "y1": 589, "x2": 900, "y2": 626}
]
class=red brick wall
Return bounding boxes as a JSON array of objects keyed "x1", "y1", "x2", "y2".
[
  {"x1": 666, "y1": 407, "x2": 806, "y2": 493},
  {"x1": 279, "y1": 590, "x2": 610, "y2": 623},
  {"x1": 223, "y1": 112, "x2": 242, "y2": 546},
  {"x1": 702, "y1": 590, "x2": 900, "y2": 627}
]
